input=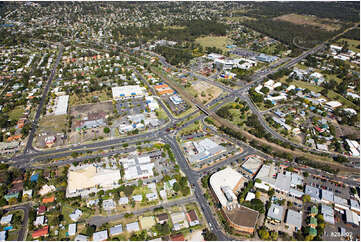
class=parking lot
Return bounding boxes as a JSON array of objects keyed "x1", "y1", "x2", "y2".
[
  {"x1": 116, "y1": 97, "x2": 147, "y2": 115},
  {"x1": 304, "y1": 174, "x2": 350, "y2": 199}
]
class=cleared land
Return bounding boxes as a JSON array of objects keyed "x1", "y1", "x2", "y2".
[
  {"x1": 337, "y1": 38, "x2": 360, "y2": 53},
  {"x1": 38, "y1": 114, "x2": 67, "y2": 133},
  {"x1": 195, "y1": 36, "x2": 234, "y2": 52},
  {"x1": 69, "y1": 90, "x2": 111, "y2": 106},
  {"x1": 274, "y1": 14, "x2": 342, "y2": 31},
  {"x1": 8, "y1": 106, "x2": 25, "y2": 120},
  {"x1": 191, "y1": 81, "x2": 223, "y2": 104}
]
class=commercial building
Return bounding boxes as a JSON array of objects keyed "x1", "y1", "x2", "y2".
[
  {"x1": 256, "y1": 53, "x2": 278, "y2": 63},
  {"x1": 210, "y1": 167, "x2": 245, "y2": 208},
  {"x1": 187, "y1": 138, "x2": 226, "y2": 164},
  {"x1": 169, "y1": 95, "x2": 184, "y2": 105},
  {"x1": 66, "y1": 164, "x2": 121, "y2": 198},
  {"x1": 321, "y1": 204, "x2": 335, "y2": 224},
  {"x1": 241, "y1": 156, "x2": 263, "y2": 176},
  {"x1": 254, "y1": 165, "x2": 276, "y2": 191},
  {"x1": 345, "y1": 210, "x2": 359, "y2": 225},
  {"x1": 112, "y1": 85, "x2": 147, "y2": 99},
  {"x1": 154, "y1": 83, "x2": 174, "y2": 95},
  {"x1": 305, "y1": 185, "x2": 320, "y2": 202},
  {"x1": 54, "y1": 95, "x2": 69, "y2": 115},
  {"x1": 350, "y1": 199, "x2": 360, "y2": 214},
  {"x1": 321, "y1": 189, "x2": 334, "y2": 204},
  {"x1": 120, "y1": 156, "x2": 154, "y2": 181},
  {"x1": 210, "y1": 168, "x2": 258, "y2": 234},
  {"x1": 267, "y1": 204, "x2": 284, "y2": 223},
  {"x1": 285, "y1": 209, "x2": 302, "y2": 230},
  {"x1": 145, "y1": 96, "x2": 159, "y2": 111}
]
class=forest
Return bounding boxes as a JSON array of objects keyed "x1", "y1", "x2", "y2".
[
  {"x1": 243, "y1": 19, "x2": 345, "y2": 48},
  {"x1": 113, "y1": 20, "x2": 229, "y2": 43},
  {"x1": 241, "y1": 2, "x2": 360, "y2": 22}
]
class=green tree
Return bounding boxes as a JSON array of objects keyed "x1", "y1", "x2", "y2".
[{"x1": 103, "y1": 127, "x2": 110, "y2": 133}]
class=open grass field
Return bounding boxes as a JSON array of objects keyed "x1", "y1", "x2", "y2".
[
  {"x1": 69, "y1": 90, "x2": 111, "y2": 106},
  {"x1": 274, "y1": 14, "x2": 342, "y2": 31},
  {"x1": 336, "y1": 38, "x2": 360, "y2": 53},
  {"x1": 195, "y1": 36, "x2": 234, "y2": 52},
  {"x1": 38, "y1": 114, "x2": 67, "y2": 133},
  {"x1": 165, "y1": 25, "x2": 186, "y2": 30},
  {"x1": 8, "y1": 106, "x2": 24, "y2": 120}
]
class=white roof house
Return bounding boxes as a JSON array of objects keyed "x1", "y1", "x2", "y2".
[
  {"x1": 54, "y1": 95, "x2": 69, "y2": 115},
  {"x1": 0, "y1": 231, "x2": 6, "y2": 241},
  {"x1": 209, "y1": 167, "x2": 244, "y2": 208},
  {"x1": 69, "y1": 209, "x2": 83, "y2": 222},
  {"x1": 109, "y1": 225, "x2": 123, "y2": 236},
  {"x1": 126, "y1": 222, "x2": 140, "y2": 232},
  {"x1": 245, "y1": 192, "x2": 256, "y2": 201},
  {"x1": 118, "y1": 197, "x2": 129, "y2": 205},
  {"x1": 74, "y1": 234, "x2": 88, "y2": 241},
  {"x1": 0, "y1": 214, "x2": 12, "y2": 225},
  {"x1": 92, "y1": 230, "x2": 108, "y2": 241},
  {"x1": 34, "y1": 216, "x2": 45, "y2": 226},
  {"x1": 68, "y1": 223, "x2": 76, "y2": 236},
  {"x1": 325, "y1": 101, "x2": 342, "y2": 109}
]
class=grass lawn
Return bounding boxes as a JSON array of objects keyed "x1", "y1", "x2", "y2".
[
  {"x1": 8, "y1": 106, "x2": 25, "y2": 120},
  {"x1": 195, "y1": 36, "x2": 234, "y2": 52},
  {"x1": 156, "y1": 108, "x2": 169, "y2": 121},
  {"x1": 69, "y1": 90, "x2": 111, "y2": 106},
  {"x1": 337, "y1": 38, "x2": 360, "y2": 53},
  {"x1": 179, "y1": 122, "x2": 201, "y2": 136},
  {"x1": 38, "y1": 114, "x2": 67, "y2": 133},
  {"x1": 7, "y1": 230, "x2": 19, "y2": 241},
  {"x1": 327, "y1": 90, "x2": 359, "y2": 110},
  {"x1": 61, "y1": 204, "x2": 75, "y2": 224},
  {"x1": 165, "y1": 25, "x2": 186, "y2": 30}
]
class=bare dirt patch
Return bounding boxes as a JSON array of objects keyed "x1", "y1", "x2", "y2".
[
  {"x1": 274, "y1": 14, "x2": 342, "y2": 31},
  {"x1": 70, "y1": 101, "x2": 113, "y2": 117},
  {"x1": 192, "y1": 81, "x2": 222, "y2": 104}
]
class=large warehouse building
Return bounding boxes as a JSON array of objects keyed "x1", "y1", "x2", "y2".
[
  {"x1": 54, "y1": 95, "x2": 69, "y2": 115},
  {"x1": 209, "y1": 167, "x2": 259, "y2": 234},
  {"x1": 112, "y1": 85, "x2": 147, "y2": 99},
  {"x1": 66, "y1": 165, "x2": 121, "y2": 197}
]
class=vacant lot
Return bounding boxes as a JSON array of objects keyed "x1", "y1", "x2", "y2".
[
  {"x1": 71, "y1": 101, "x2": 113, "y2": 118},
  {"x1": 191, "y1": 81, "x2": 222, "y2": 104},
  {"x1": 8, "y1": 106, "x2": 24, "y2": 120},
  {"x1": 69, "y1": 90, "x2": 112, "y2": 106},
  {"x1": 38, "y1": 114, "x2": 67, "y2": 133},
  {"x1": 195, "y1": 36, "x2": 233, "y2": 52},
  {"x1": 336, "y1": 38, "x2": 360, "y2": 53},
  {"x1": 274, "y1": 14, "x2": 342, "y2": 31}
]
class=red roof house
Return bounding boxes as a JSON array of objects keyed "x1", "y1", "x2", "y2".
[{"x1": 32, "y1": 226, "x2": 49, "y2": 239}]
